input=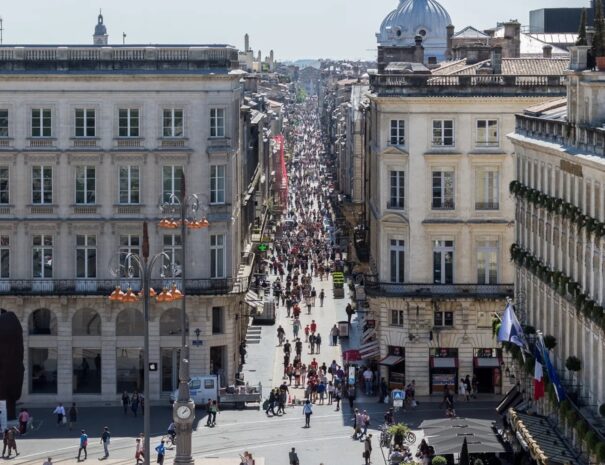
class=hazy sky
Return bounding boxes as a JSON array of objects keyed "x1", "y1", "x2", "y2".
[{"x1": 0, "y1": 0, "x2": 585, "y2": 60}]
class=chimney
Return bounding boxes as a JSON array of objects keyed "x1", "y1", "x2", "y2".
[
  {"x1": 446, "y1": 24, "x2": 455, "y2": 60},
  {"x1": 244, "y1": 33, "x2": 250, "y2": 52},
  {"x1": 503, "y1": 20, "x2": 521, "y2": 57},
  {"x1": 413, "y1": 36, "x2": 425, "y2": 63},
  {"x1": 491, "y1": 46, "x2": 502, "y2": 74},
  {"x1": 542, "y1": 45, "x2": 552, "y2": 58}
]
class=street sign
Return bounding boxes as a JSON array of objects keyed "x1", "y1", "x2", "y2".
[
  {"x1": 257, "y1": 243, "x2": 268, "y2": 252},
  {"x1": 393, "y1": 399, "x2": 403, "y2": 408},
  {"x1": 392, "y1": 390, "x2": 404, "y2": 400}
]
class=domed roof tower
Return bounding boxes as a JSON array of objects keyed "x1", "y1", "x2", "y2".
[
  {"x1": 377, "y1": 0, "x2": 452, "y2": 62},
  {"x1": 93, "y1": 11, "x2": 108, "y2": 46}
]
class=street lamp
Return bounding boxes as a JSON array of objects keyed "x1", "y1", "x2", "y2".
[
  {"x1": 159, "y1": 178, "x2": 208, "y2": 465},
  {"x1": 108, "y1": 222, "x2": 181, "y2": 465}
]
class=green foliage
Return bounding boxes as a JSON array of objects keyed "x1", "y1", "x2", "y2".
[
  {"x1": 560, "y1": 400, "x2": 571, "y2": 416},
  {"x1": 577, "y1": 8, "x2": 588, "y2": 45},
  {"x1": 432, "y1": 456, "x2": 447, "y2": 465},
  {"x1": 387, "y1": 422, "x2": 410, "y2": 436},
  {"x1": 575, "y1": 420, "x2": 589, "y2": 441},
  {"x1": 585, "y1": 430, "x2": 598, "y2": 452},
  {"x1": 565, "y1": 356, "x2": 582, "y2": 372},
  {"x1": 543, "y1": 335, "x2": 557, "y2": 350},
  {"x1": 596, "y1": 442, "x2": 605, "y2": 462},
  {"x1": 296, "y1": 87, "x2": 308, "y2": 103}
]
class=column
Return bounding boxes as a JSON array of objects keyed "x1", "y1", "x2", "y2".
[
  {"x1": 102, "y1": 304, "x2": 117, "y2": 401},
  {"x1": 57, "y1": 301, "x2": 73, "y2": 401}
]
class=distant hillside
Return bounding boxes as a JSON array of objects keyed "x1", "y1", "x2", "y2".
[{"x1": 281, "y1": 59, "x2": 321, "y2": 69}]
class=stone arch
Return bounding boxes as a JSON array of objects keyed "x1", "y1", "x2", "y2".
[
  {"x1": 159, "y1": 308, "x2": 189, "y2": 336},
  {"x1": 73, "y1": 308, "x2": 101, "y2": 336},
  {"x1": 28, "y1": 308, "x2": 57, "y2": 335},
  {"x1": 116, "y1": 308, "x2": 144, "y2": 336}
]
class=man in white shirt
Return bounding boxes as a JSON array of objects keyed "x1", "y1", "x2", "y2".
[
  {"x1": 52, "y1": 404, "x2": 65, "y2": 426},
  {"x1": 363, "y1": 368, "x2": 374, "y2": 396}
]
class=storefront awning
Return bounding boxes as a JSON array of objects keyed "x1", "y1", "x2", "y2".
[
  {"x1": 475, "y1": 357, "x2": 502, "y2": 368},
  {"x1": 432, "y1": 357, "x2": 457, "y2": 368},
  {"x1": 244, "y1": 290, "x2": 263, "y2": 309},
  {"x1": 380, "y1": 355, "x2": 405, "y2": 367},
  {"x1": 359, "y1": 340, "x2": 380, "y2": 359}
]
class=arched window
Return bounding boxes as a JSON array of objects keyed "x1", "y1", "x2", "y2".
[
  {"x1": 29, "y1": 308, "x2": 57, "y2": 335},
  {"x1": 73, "y1": 308, "x2": 101, "y2": 336},
  {"x1": 160, "y1": 308, "x2": 189, "y2": 336},
  {"x1": 116, "y1": 308, "x2": 144, "y2": 336}
]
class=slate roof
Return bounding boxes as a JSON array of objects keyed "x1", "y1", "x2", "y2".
[{"x1": 433, "y1": 57, "x2": 568, "y2": 76}]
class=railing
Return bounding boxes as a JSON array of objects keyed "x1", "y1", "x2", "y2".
[
  {"x1": 370, "y1": 73, "x2": 566, "y2": 96},
  {"x1": 515, "y1": 114, "x2": 605, "y2": 158},
  {"x1": 72, "y1": 139, "x2": 98, "y2": 148},
  {"x1": 30, "y1": 205, "x2": 54, "y2": 214},
  {"x1": 160, "y1": 139, "x2": 186, "y2": 149},
  {"x1": 0, "y1": 278, "x2": 248, "y2": 296},
  {"x1": 115, "y1": 205, "x2": 142, "y2": 215},
  {"x1": 73, "y1": 205, "x2": 98, "y2": 215},
  {"x1": 364, "y1": 276, "x2": 514, "y2": 298},
  {"x1": 28, "y1": 138, "x2": 55, "y2": 148},
  {"x1": 0, "y1": 139, "x2": 11, "y2": 148},
  {"x1": 116, "y1": 138, "x2": 143, "y2": 149}
]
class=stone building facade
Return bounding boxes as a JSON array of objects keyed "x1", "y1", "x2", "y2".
[{"x1": 0, "y1": 41, "x2": 253, "y2": 404}]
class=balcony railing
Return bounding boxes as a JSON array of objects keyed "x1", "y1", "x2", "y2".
[
  {"x1": 364, "y1": 276, "x2": 513, "y2": 298},
  {"x1": 0, "y1": 278, "x2": 248, "y2": 296}
]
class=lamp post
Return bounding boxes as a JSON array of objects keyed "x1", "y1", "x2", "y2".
[
  {"x1": 159, "y1": 178, "x2": 208, "y2": 465},
  {"x1": 108, "y1": 223, "x2": 178, "y2": 465}
]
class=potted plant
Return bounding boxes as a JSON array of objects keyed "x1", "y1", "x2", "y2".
[
  {"x1": 593, "y1": 0, "x2": 605, "y2": 70},
  {"x1": 543, "y1": 335, "x2": 557, "y2": 350},
  {"x1": 387, "y1": 422, "x2": 411, "y2": 447},
  {"x1": 432, "y1": 456, "x2": 447, "y2": 465}
]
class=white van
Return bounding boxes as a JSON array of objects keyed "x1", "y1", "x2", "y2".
[{"x1": 170, "y1": 375, "x2": 262, "y2": 410}]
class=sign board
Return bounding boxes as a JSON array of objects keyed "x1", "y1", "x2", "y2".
[
  {"x1": 192, "y1": 340, "x2": 204, "y2": 346},
  {"x1": 393, "y1": 399, "x2": 403, "y2": 408},
  {"x1": 0, "y1": 400, "x2": 6, "y2": 432},
  {"x1": 391, "y1": 390, "x2": 405, "y2": 400},
  {"x1": 348, "y1": 366, "x2": 356, "y2": 386},
  {"x1": 149, "y1": 363, "x2": 158, "y2": 372},
  {"x1": 257, "y1": 243, "x2": 269, "y2": 252}
]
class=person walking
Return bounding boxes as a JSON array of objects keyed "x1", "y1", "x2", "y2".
[
  {"x1": 100, "y1": 426, "x2": 111, "y2": 459},
  {"x1": 77, "y1": 429, "x2": 88, "y2": 461},
  {"x1": 209, "y1": 400, "x2": 219, "y2": 426},
  {"x1": 68, "y1": 403, "x2": 78, "y2": 431},
  {"x1": 363, "y1": 367, "x2": 374, "y2": 396},
  {"x1": 364, "y1": 434, "x2": 373, "y2": 465},
  {"x1": 346, "y1": 303, "x2": 354, "y2": 324},
  {"x1": 155, "y1": 439, "x2": 166, "y2": 465},
  {"x1": 288, "y1": 447, "x2": 300, "y2": 465},
  {"x1": 121, "y1": 390, "x2": 130, "y2": 415},
  {"x1": 131, "y1": 391, "x2": 140, "y2": 417},
  {"x1": 135, "y1": 438, "x2": 144, "y2": 464},
  {"x1": 315, "y1": 333, "x2": 322, "y2": 354},
  {"x1": 302, "y1": 399, "x2": 313, "y2": 428},
  {"x1": 18, "y1": 408, "x2": 29, "y2": 435},
  {"x1": 2, "y1": 427, "x2": 18, "y2": 458},
  {"x1": 319, "y1": 289, "x2": 325, "y2": 307},
  {"x1": 43, "y1": 457, "x2": 53, "y2": 465},
  {"x1": 53, "y1": 403, "x2": 66, "y2": 426},
  {"x1": 330, "y1": 324, "x2": 339, "y2": 346}
]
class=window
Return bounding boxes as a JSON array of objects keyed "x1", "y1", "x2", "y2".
[
  {"x1": 30, "y1": 348, "x2": 58, "y2": 394},
  {"x1": 75, "y1": 166, "x2": 96, "y2": 204},
  {"x1": 210, "y1": 234, "x2": 225, "y2": 278},
  {"x1": 432, "y1": 120, "x2": 454, "y2": 146},
  {"x1": 73, "y1": 349, "x2": 101, "y2": 394},
  {"x1": 477, "y1": 240, "x2": 498, "y2": 284},
  {"x1": 0, "y1": 167, "x2": 8, "y2": 204},
  {"x1": 76, "y1": 235, "x2": 97, "y2": 279},
  {"x1": 0, "y1": 236, "x2": 9, "y2": 278},
  {"x1": 119, "y1": 166, "x2": 140, "y2": 204},
  {"x1": 120, "y1": 235, "x2": 140, "y2": 277},
  {"x1": 72, "y1": 309, "x2": 101, "y2": 336},
  {"x1": 163, "y1": 234, "x2": 182, "y2": 277},
  {"x1": 163, "y1": 109, "x2": 184, "y2": 137},
  {"x1": 33, "y1": 235, "x2": 53, "y2": 278},
  {"x1": 475, "y1": 168, "x2": 499, "y2": 210},
  {"x1": 390, "y1": 239, "x2": 405, "y2": 283},
  {"x1": 75, "y1": 109, "x2": 96, "y2": 137},
  {"x1": 476, "y1": 120, "x2": 498, "y2": 147},
  {"x1": 390, "y1": 120, "x2": 405, "y2": 146},
  {"x1": 210, "y1": 165, "x2": 226, "y2": 204},
  {"x1": 434, "y1": 311, "x2": 454, "y2": 327},
  {"x1": 212, "y1": 307, "x2": 224, "y2": 334},
  {"x1": 116, "y1": 348, "x2": 143, "y2": 393},
  {"x1": 32, "y1": 166, "x2": 52, "y2": 204},
  {"x1": 31, "y1": 108, "x2": 52, "y2": 137},
  {"x1": 0, "y1": 110, "x2": 8, "y2": 137},
  {"x1": 433, "y1": 240, "x2": 454, "y2": 284},
  {"x1": 118, "y1": 108, "x2": 140, "y2": 137},
  {"x1": 432, "y1": 170, "x2": 455, "y2": 209},
  {"x1": 210, "y1": 108, "x2": 225, "y2": 138},
  {"x1": 162, "y1": 166, "x2": 183, "y2": 202},
  {"x1": 388, "y1": 171, "x2": 404, "y2": 209},
  {"x1": 390, "y1": 309, "x2": 404, "y2": 327}
]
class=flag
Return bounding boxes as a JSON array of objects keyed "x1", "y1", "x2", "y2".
[
  {"x1": 533, "y1": 343, "x2": 545, "y2": 400},
  {"x1": 538, "y1": 334, "x2": 566, "y2": 403},
  {"x1": 497, "y1": 304, "x2": 526, "y2": 349}
]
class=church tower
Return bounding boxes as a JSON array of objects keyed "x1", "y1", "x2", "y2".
[{"x1": 93, "y1": 11, "x2": 108, "y2": 45}]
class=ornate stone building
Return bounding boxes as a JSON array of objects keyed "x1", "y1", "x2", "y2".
[{"x1": 0, "y1": 18, "x2": 256, "y2": 404}]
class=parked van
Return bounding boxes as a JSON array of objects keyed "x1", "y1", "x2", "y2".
[{"x1": 170, "y1": 375, "x2": 262, "y2": 410}]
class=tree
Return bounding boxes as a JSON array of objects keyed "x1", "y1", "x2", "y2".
[
  {"x1": 593, "y1": 0, "x2": 605, "y2": 57},
  {"x1": 460, "y1": 437, "x2": 470, "y2": 465},
  {"x1": 0, "y1": 310, "x2": 24, "y2": 419},
  {"x1": 577, "y1": 8, "x2": 588, "y2": 46}
]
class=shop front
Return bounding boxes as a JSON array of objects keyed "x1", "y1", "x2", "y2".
[
  {"x1": 380, "y1": 346, "x2": 405, "y2": 390},
  {"x1": 429, "y1": 348, "x2": 458, "y2": 394},
  {"x1": 473, "y1": 348, "x2": 502, "y2": 394}
]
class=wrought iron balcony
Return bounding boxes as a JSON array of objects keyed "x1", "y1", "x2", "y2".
[
  {"x1": 364, "y1": 275, "x2": 513, "y2": 298},
  {"x1": 0, "y1": 278, "x2": 248, "y2": 296}
]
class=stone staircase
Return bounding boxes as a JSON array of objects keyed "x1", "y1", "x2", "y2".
[{"x1": 245, "y1": 325, "x2": 262, "y2": 344}]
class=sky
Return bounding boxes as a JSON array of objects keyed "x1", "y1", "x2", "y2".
[{"x1": 0, "y1": 0, "x2": 586, "y2": 61}]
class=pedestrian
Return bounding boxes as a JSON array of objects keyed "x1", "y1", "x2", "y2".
[
  {"x1": 347, "y1": 384, "x2": 356, "y2": 409},
  {"x1": 379, "y1": 378, "x2": 388, "y2": 403},
  {"x1": 317, "y1": 380, "x2": 326, "y2": 404},
  {"x1": 346, "y1": 303, "x2": 354, "y2": 324},
  {"x1": 2, "y1": 427, "x2": 18, "y2": 458},
  {"x1": 77, "y1": 429, "x2": 88, "y2": 461},
  {"x1": 364, "y1": 434, "x2": 373, "y2": 465},
  {"x1": 53, "y1": 403, "x2": 66, "y2": 426},
  {"x1": 458, "y1": 378, "x2": 467, "y2": 402},
  {"x1": 155, "y1": 439, "x2": 166, "y2": 465},
  {"x1": 239, "y1": 341, "x2": 247, "y2": 366},
  {"x1": 360, "y1": 410, "x2": 370, "y2": 439},
  {"x1": 330, "y1": 324, "x2": 339, "y2": 346},
  {"x1": 302, "y1": 399, "x2": 313, "y2": 428},
  {"x1": 319, "y1": 289, "x2": 325, "y2": 306},
  {"x1": 304, "y1": 324, "x2": 310, "y2": 342},
  {"x1": 135, "y1": 438, "x2": 144, "y2": 464},
  {"x1": 43, "y1": 457, "x2": 53, "y2": 465},
  {"x1": 100, "y1": 426, "x2": 111, "y2": 458},
  {"x1": 334, "y1": 384, "x2": 342, "y2": 411},
  {"x1": 315, "y1": 333, "x2": 322, "y2": 354},
  {"x1": 18, "y1": 408, "x2": 29, "y2": 435},
  {"x1": 363, "y1": 367, "x2": 374, "y2": 396},
  {"x1": 289, "y1": 447, "x2": 300, "y2": 465},
  {"x1": 206, "y1": 398, "x2": 213, "y2": 426},
  {"x1": 121, "y1": 390, "x2": 130, "y2": 415},
  {"x1": 464, "y1": 375, "x2": 472, "y2": 401},
  {"x1": 310, "y1": 320, "x2": 317, "y2": 334},
  {"x1": 309, "y1": 333, "x2": 316, "y2": 354},
  {"x1": 68, "y1": 402, "x2": 78, "y2": 431},
  {"x1": 209, "y1": 400, "x2": 219, "y2": 426}
]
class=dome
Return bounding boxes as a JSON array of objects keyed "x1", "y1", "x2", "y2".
[
  {"x1": 95, "y1": 13, "x2": 107, "y2": 36},
  {"x1": 377, "y1": 0, "x2": 452, "y2": 61}
]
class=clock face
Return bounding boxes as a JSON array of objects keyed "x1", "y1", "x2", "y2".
[{"x1": 176, "y1": 405, "x2": 191, "y2": 419}]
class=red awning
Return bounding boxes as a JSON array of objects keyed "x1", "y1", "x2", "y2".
[{"x1": 343, "y1": 349, "x2": 362, "y2": 362}]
